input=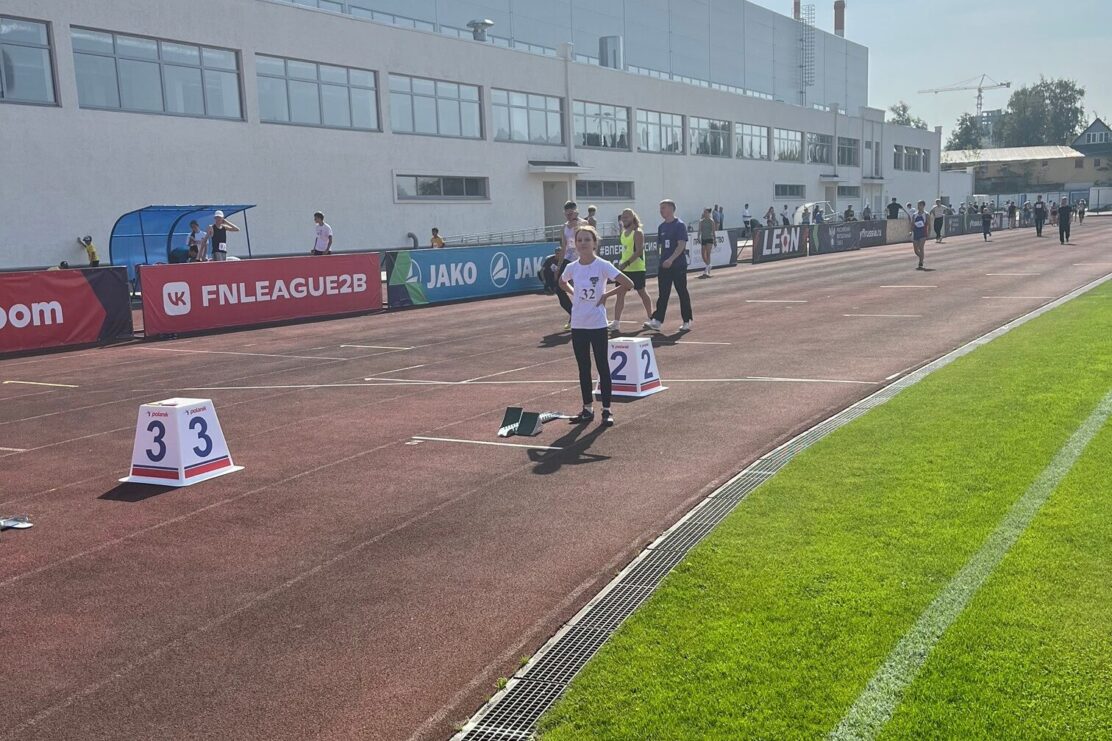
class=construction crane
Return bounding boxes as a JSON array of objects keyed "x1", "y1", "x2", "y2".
[{"x1": 918, "y1": 74, "x2": 1011, "y2": 117}]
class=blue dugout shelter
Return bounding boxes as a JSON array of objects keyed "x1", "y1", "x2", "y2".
[{"x1": 109, "y1": 204, "x2": 255, "y2": 283}]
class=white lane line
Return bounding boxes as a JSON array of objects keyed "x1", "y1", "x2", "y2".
[
  {"x1": 135, "y1": 347, "x2": 347, "y2": 361},
  {"x1": 879, "y1": 285, "x2": 936, "y2": 289},
  {"x1": 340, "y1": 344, "x2": 414, "y2": 350},
  {"x1": 375, "y1": 363, "x2": 427, "y2": 375},
  {"x1": 2, "y1": 380, "x2": 79, "y2": 388},
  {"x1": 410, "y1": 436, "x2": 563, "y2": 451},
  {"x1": 462, "y1": 357, "x2": 567, "y2": 384},
  {"x1": 0, "y1": 447, "x2": 28, "y2": 453},
  {"x1": 1073, "y1": 263, "x2": 1112, "y2": 266},
  {"x1": 681, "y1": 377, "x2": 879, "y2": 386},
  {"x1": 671, "y1": 340, "x2": 732, "y2": 345},
  {"x1": 745, "y1": 299, "x2": 808, "y2": 303},
  {"x1": 985, "y1": 273, "x2": 1040, "y2": 276},
  {"x1": 844, "y1": 314, "x2": 923, "y2": 318},
  {"x1": 981, "y1": 296, "x2": 1055, "y2": 300},
  {"x1": 831, "y1": 388, "x2": 1112, "y2": 741}
]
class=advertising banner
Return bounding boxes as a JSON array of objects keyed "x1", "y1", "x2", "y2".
[
  {"x1": 598, "y1": 236, "x2": 661, "y2": 276},
  {"x1": 140, "y1": 253, "x2": 381, "y2": 336},
  {"x1": 811, "y1": 222, "x2": 888, "y2": 255},
  {"x1": 383, "y1": 243, "x2": 554, "y2": 308},
  {"x1": 686, "y1": 230, "x2": 736, "y2": 270},
  {"x1": 0, "y1": 267, "x2": 132, "y2": 354},
  {"x1": 752, "y1": 226, "x2": 810, "y2": 263}
]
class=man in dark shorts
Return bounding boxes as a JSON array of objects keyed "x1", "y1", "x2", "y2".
[
  {"x1": 911, "y1": 200, "x2": 929, "y2": 270},
  {"x1": 697, "y1": 206, "x2": 716, "y2": 279}
]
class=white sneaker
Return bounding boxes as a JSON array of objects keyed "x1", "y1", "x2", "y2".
[
  {"x1": 643, "y1": 318, "x2": 662, "y2": 331},
  {"x1": 607, "y1": 320, "x2": 619, "y2": 331},
  {"x1": 679, "y1": 321, "x2": 692, "y2": 331}
]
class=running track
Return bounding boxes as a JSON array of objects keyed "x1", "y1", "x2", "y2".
[{"x1": 1, "y1": 221, "x2": 1109, "y2": 740}]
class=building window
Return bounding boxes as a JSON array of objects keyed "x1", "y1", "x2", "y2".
[
  {"x1": 735, "y1": 123, "x2": 769, "y2": 160},
  {"x1": 576, "y1": 180, "x2": 634, "y2": 199},
  {"x1": 389, "y1": 74, "x2": 481, "y2": 138},
  {"x1": 572, "y1": 100, "x2": 629, "y2": 150},
  {"x1": 923, "y1": 148, "x2": 930, "y2": 172},
  {"x1": 893, "y1": 144, "x2": 904, "y2": 170},
  {"x1": 492, "y1": 89, "x2": 562, "y2": 144},
  {"x1": 773, "y1": 128, "x2": 803, "y2": 162},
  {"x1": 72, "y1": 28, "x2": 241, "y2": 118},
  {"x1": 0, "y1": 16, "x2": 55, "y2": 104},
  {"x1": 904, "y1": 146, "x2": 921, "y2": 172},
  {"x1": 807, "y1": 133, "x2": 833, "y2": 164},
  {"x1": 1075, "y1": 159, "x2": 1084, "y2": 169},
  {"x1": 636, "y1": 109, "x2": 683, "y2": 153},
  {"x1": 837, "y1": 185, "x2": 860, "y2": 198},
  {"x1": 1087, "y1": 131, "x2": 1111, "y2": 144},
  {"x1": 346, "y1": 4, "x2": 435, "y2": 30},
  {"x1": 689, "y1": 117, "x2": 731, "y2": 157},
  {"x1": 256, "y1": 54, "x2": 377, "y2": 130},
  {"x1": 1096, "y1": 159, "x2": 1103, "y2": 167},
  {"x1": 837, "y1": 136, "x2": 860, "y2": 167},
  {"x1": 395, "y1": 174, "x2": 488, "y2": 200},
  {"x1": 874, "y1": 141, "x2": 881, "y2": 176},
  {"x1": 775, "y1": 184, "x2": 805, "y2": 198}
]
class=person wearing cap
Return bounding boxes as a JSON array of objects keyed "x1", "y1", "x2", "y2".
[
  {"x1": 311, "y1": 211, "x2": 332, "y2": 255},
  {"x1": 76, "y1": 236, "x2": 100, "y2": 267},
  {"x1": 205, "y1": 210, "x2": 240, "y2": 262}
]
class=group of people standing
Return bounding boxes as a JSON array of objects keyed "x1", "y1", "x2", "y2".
[{"x1": 549, "y1": 199, "x2": 697, "y2": 428}]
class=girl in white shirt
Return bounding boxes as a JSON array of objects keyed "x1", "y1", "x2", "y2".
[{"x1": 559, "y1": 225, "x2": 634, "y2": 426}]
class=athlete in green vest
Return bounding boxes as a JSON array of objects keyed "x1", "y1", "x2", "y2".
[{"x1": 609, "y1": 208, "x2": 654, "y2": 331}]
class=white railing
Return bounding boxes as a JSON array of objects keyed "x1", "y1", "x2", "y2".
[{"x1": 443, "y1": 220, "x2": 622, "y2": 247}]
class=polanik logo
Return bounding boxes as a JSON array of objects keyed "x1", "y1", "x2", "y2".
[
  {"x1": 490, "y1": 252, "x2": 510, "y2": 288},
  {"x1": 162, "y1": 281, "x2": 192, "y2": 316}
]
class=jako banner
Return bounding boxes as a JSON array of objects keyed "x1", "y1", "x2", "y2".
[
  {"x1": 140, "y1": 253, "x2": 382, "y2": 336},
  {"x1": 0, "y1": 267, "x2": 132, "y2": 355},
  {"x1": 752, "y1": 226, "x2": 810, "y2": 263},
  {"x1": 383, "y1": 243, "x2": 554, "y2": 308}
]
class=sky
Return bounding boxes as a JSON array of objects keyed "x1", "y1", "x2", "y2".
[{"x1": 747, "y1": 0, "x2": 1112, "y2": 144}]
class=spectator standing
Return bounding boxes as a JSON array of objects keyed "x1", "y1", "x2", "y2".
[
  {"x1": 742, "y1": 203, "x2": 753, "y2": 235},
  {"x1": 697, "y1": 207, "x2": 716, "y2": 279},
  {"x1": 311, "y1": 212, "x2": 333, "y2": 255},
  {"x1": 611, "y1": 208, "x2": 653, "y2": 330},
  {"x1": 764, "y1": 206, "x2": 776, "y2": 227},
  {"x1": 887, "y1": 197, "x2": 902, "y2": 219},
  {"x1": 801, "y1": 206, "x2": 812, "y2": 225},
  {"x1": 76, "y1": 236, "x2": 100, "y2": 267},
  {"x1": 1078, "y1": 200, "x2": 1087, "y2": 224},
  {"x1": 430, "y1": 227, "x2": 445, "y2": 248},
  {"x1": 644, "y1": 199, "x2": 692, "y2": 332},
  {"x1": 862, "y1": 204, "x2": 872, "y2": 221},
  {"x1": 557, "y1": 201, "x2": 588, "y2": 330},
  {"x1": 1058, "y1": 197, "x2": 1074, "y2": 244},
  {"x1": 814, "y1": 206, "x2": 825, "y2": 224},
  {"x1": 1007, "y1": 201, "x2": 1017, "y2": 228},
  {"x1": 929, "y1": 199, "x2": 947, "y2": 243},
  {"x1": 1050, "y1": 201, "x2": 1059, "y2": 226},
  {"x1": 1033, "y1": 196, "x2": 1048, "y2": 237},
  {"x1": 205, "y1": 211, "x2": 240, "y2": 262},
  {"x1": 186, "y1": 220, "x2": 207, "y2": 260},
  {"x1": 713, "y1": 204, "x2": 723, "y2": 229},
  {"x1": 781, "y1": 204, "x2": 791, "y2": 225},
  {"x1": 843, "y1": 205, "x2": 855, "y2": 221},
  {"x1": 586, "y1": 205, "x2": 599, "y2": 228}
]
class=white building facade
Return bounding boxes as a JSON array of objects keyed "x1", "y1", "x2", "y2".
[{"x1": 0, "y1": 0, "x2": 942, "y2": 269}]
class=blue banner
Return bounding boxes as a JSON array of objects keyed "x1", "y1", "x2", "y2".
[{"x1": 382, "y1": 243, "x2": 557, "y2": 308}]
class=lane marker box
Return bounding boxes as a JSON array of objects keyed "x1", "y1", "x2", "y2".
[
  {"x1": 598, "y1": 337, "x2": 666, "y2": 398},
  {"x1": 120, "y1": 398, "x2": 243, "y2": 486}
]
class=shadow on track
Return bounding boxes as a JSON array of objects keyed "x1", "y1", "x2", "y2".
[
  {"x1": 528, "y1": 422, "x2": 609, "y2": 474},
  {"x1": 100, "y1": 482, "x2": 181, "y2": 502}
]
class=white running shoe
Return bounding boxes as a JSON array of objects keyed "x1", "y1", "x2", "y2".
[
  {"x1": 643, "y1": 318, "x2": 662, "y2": 331},
  {"x1": 607, "y1": 320, "x2": 620, "y2": 331},
  {"x1": 679, "y1": 321, "x2": 692, "y2": 331}
]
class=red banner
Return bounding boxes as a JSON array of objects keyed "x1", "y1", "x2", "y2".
[
  {"x1": 140, "y1": 253, "x2": 382, "y2": 335},
  {"x1": 0, "y1": 268, "x2": 132, "y2": 354}
]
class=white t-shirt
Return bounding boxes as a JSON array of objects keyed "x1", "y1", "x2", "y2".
[
  {"x1": 561, "y1": 257, "x2": 622, "y2": 330},
  {"x1": 929, "y1": 205, "x2": 946, "y2": 220},
  {"x1": 562, "y1": 223, "x2": 580, "y2": 260},
  {"x1": 314, "y1": 223, "x2": 333, "y2": 251}
]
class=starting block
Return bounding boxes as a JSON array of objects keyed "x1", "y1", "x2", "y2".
[
  {"x1": 120, "y1": 398, "x2": 243, "y2": 486},
  {"x1": 0, "y1": 515, "x2": 32, "y2": 541},
  {"x1": 597, "y1": 337, "x2": 666, "y2": 398},
  {"x1": 498, "y1": 409, "x2": 569, "y2": 437}
]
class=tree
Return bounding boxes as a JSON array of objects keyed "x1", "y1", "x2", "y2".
[
  {"x1": 997, "y1": 78, "x2": 1086, "y2": 147},
  {"x1": 946, "y1": 113, "x2": 984, "y2": 150},
  {"x1": 888, "y1": 101, "x2": 928, "y2": 130}
]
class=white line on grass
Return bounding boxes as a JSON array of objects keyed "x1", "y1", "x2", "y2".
[
  {"x1": 830, "y1": 387, "x2": 1112, "y2": 741},
  {"x1": 2, "y1": 380, "x2": 79, "y2": 388},
  {"x1": 410, "y1": 436, "x2": 563, "y2": 451}
]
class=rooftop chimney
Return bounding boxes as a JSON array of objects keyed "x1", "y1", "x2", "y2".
[
  {"x1": 793, "y1": 1, "x2": 801, "y2": 20},
  {"x1": 834, "y1": 1, "x2": 845, "y2": 37}
]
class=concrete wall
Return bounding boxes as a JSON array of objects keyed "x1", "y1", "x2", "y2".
[{"x1": 0, "y1": 0, "x2": 937, "y2": 270}]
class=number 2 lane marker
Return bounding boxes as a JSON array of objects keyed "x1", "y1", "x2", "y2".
[{"x1": 830, "y1": 388, "x2": 1112, "y2": 741}]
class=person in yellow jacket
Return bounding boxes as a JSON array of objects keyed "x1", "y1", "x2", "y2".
[
  {"x1": 609, "y1": 208, "x2": 653, "y2": 331},
  {"x1": 77, "y1": 236, "x2": 100, "y2": 267}
]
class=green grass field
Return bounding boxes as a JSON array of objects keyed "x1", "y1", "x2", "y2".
[{"x1": 537, "y1": 285, "x2": 1112, "y2": 740}]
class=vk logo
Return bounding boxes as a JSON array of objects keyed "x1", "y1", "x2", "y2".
[
  {"x1": 490, "y1": 252, "x2": 510, "y2": 288},
  {"x1": 162, "y1": 281, "x2": 192, "y2": 316}
]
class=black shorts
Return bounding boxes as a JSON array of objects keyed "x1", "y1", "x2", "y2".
[
  {"x1": 624, "y1": 270, "x2": 646, "y2": 291},
  {"x1": 89, "y1": 260, "x2": 100, "y2": 267},
  {"x1": 700, "y1": 239, "x2": 714, "y2": 247},
  {"x1": 311, "y1": 249, "x2": 329, "y2": 256}
]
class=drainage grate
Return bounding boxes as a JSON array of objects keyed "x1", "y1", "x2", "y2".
[
  {"x1": 519, "y1": 625, "x2": 611, "y2": 684},
  {"x1": 461, "y1": 680, "x2": 565, "y2": 738},
  {"x1": 619, "y1": 548, "x2": 689, "y2": 588},
  {"x1": 451, "y1": 273, "x2": 1112, "y2": 741}
]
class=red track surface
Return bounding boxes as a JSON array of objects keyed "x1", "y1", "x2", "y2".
[{"x1": 2, "y1": 221, "x2": 1110, "y2": 740}]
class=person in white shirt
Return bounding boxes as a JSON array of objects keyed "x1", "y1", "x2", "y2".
[
  {"x1": 742, "y1": 203, "x2": 753, "y2": 236},
  {"x1": 929, "y1": 199, "x2": 947, "y2": 243},
  {"x1": 557, "y1": 200, "x2": 589, "y2": 330},
  {"x1": 312, "y1": 211, "x2": 333, "y2": 255},
  {"x1": 560, "y1": 225, "x2": 634, "y2": 427}
]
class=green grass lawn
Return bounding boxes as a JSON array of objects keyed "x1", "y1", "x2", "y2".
[{"x1": 537, "y1": 285, "x2": 1112, "y2": 740}]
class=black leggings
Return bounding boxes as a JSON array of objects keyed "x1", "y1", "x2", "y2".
[
  {"x1": 556, "y1": 260, "x2": 571, "y2": 314},
  {"x1": 933, "y1": 217, "x2": 944, "y2": 240},
  {"x1": 572, "y1": 328, "x2": 610, "y2": 407}
]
